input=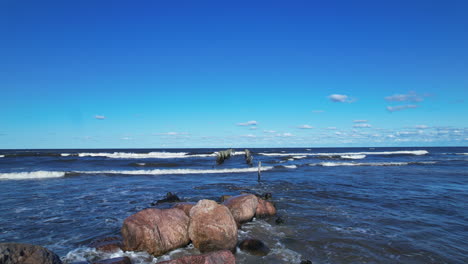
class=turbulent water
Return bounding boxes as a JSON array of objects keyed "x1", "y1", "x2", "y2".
[{"x1": 0, "y1": 147, "x2": 467, "y2": 264}]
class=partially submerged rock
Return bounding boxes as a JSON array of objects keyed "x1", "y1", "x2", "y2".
[
  {"x1": 89, "y1": 237, "x2": 122, "y2": 253},
  {"x1": 223, "y1": 194, "x2": 258, "y2": 224},
  {"x1": 172, "y1": 202, "x2": 195, "y2": 217},
  {"x1": 121, "y1": 208, "x2": 189, "y2": 256},
  {"x1": 152, "y1": 192, "x2": 181, "y2": 205},
  {"x1": 238, "y1": 238, "x2": 270, "y2": 256},
  {"x1": 188, "y1": 199, "x2": 238, "y2": 253},
  {"x1": 0, "y1": 243, "x2": 62, "y2": 264},
  {"x1": 157, "y1": 250, "x2": 235, "y2": 264},
  {"x1": 91, "y1": 257, "x2": 131, "y2": 264},
  {"x1": 255, "y1": 198, "x2": 277, "y2": 218}
]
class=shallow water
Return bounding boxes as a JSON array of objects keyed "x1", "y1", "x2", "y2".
[{"x1": 0, "y1": 147, "x2": 467, "y2": 263}]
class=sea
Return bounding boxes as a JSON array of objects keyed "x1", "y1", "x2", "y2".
[{"x1": 0, "y1": 147, "x2": 467, "y2": 264}]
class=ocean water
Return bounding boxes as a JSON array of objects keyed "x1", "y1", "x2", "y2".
[{"x1": 0, "y1": 147, "x2": 467, "y2": 264}]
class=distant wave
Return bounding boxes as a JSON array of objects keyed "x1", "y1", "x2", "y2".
[
  {"x1": 0, "y1": 166, "x2": 273, "y2": 180},
  {"x1": 60, "y1": 151, "x2": 246, "y2": 159},
  {"x1": 0, "y1": 155, "x2": 4, "y2": 158},
  {"x1": 455, "y1": 153, "x2": 468, "y2": 155},
  {"x1": 78, "y1": 167, "x2": 272, "y2": 175},
  {"x1": 309, "y1": 161, "x2": 437, "y2": 167},
  {"x1": 340, "y1": 154, "x2": 366, "y2": 160},
  {"x1": 260, "y1": 150, "x2": 429, "y2": 157},
  {"x1": 0, "y1": 171, "x2": 66, "y2": 180},
  {"x1": 282, "y1": 165, "x2": 298, "y2": 169}
]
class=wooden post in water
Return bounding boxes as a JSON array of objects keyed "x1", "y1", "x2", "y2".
[{"x1": 257, "y1": 161, "x2": 261, "y2": 182}]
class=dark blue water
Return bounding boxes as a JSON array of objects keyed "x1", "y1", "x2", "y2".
[{"x1": 0, "y1": 147, "x2": 467, "y2": 263}]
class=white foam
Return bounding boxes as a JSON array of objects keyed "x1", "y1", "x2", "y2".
[
  {"x1": 77, "y1": 152, "x2": 190, "y2": 159},
  {"x1": 260, "y1": 150, "x2": 429, "y2": 157},
  {"x1": 292, "y1": 155, "x2": 307, "y2": 159},
  {"x1": 455, "y1": 153, "x2": 468, "y2": 155},
  {"x1": 78, "y1": 166, "x2": 273, "y2": 175},
  {"x1": 60, "y1": 153, "x2": 71, "y2": 157},
  {"x1": 283, "y1": 165, "x2": 298, "y2": 169},
  {"x1": 310, "y1": 161, "x2": 436, "y2": 167},
  {"x1": 0, "y1": 171, "x2": 65, "y2": 180},
  {"x1": 340, "y1": 154, "x2": 366, "y2": 160},
  {"x1": 0, "y1": 155, "x2": 4, "y2": 158}
]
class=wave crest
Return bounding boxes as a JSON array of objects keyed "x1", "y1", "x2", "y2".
[{"x1": 0, "y1": 171, "x2": 65, "y2": 180}]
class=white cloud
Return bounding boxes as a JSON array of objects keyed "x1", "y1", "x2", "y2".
[
  {"x1": 298, "y1": 125, "x2": 313, "y2": 129},
  {"x1": 328, "y1": 94, "x2": 350, "y2": 103},
  {"x1": 242, "y1": 134, "x2": 256, "y2": 138},
  {"x1": 386, "y1": 105, "x2": 418, "y2": 112},
  {"x1": 276, "y1": 133, "x2": 294, "y2": 137},
  {"x1": 249, "y1": 126, "x2": 258, "y2": 130},
  {"x1": 156, "y1": 132, "x2": 189, "y2": 136},
  {"x1": 120, "y1": 137, "x2": 132, "y2": 140},
  {"x1": 326, "y1": 127, "x2": 337, "y2": 130},
  {"x1": 353, "y1": 120, "x2": 368, "y2": 123},
  {"x1": 353, "y1": 123, "x2": 372, "y2": 128},
  {"x1": 95, "y1": 115, "x2": 105, "y2": 120},
  {"x1": 415, "y1": 125, "x2": 429, "y2": 129},
  {"x1": 385, "y1": 91, "x2": 428, "y2": 102},
  {"x1": 263, "y1": 130, "x2": 276, "y2": 133},
  {"x1": 237, "y1": 120, "x2": 258, "y2": 126}
]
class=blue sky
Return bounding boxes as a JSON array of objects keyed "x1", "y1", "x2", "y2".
[{"x1": 1, "y1": 0, "x2": 467, "y2": 148}]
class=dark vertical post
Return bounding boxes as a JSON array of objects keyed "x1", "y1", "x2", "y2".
[{"x1": 257, "y1": 161, "x2": 261, "y2": 182}]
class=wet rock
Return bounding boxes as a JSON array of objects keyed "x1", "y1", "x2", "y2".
[
  {"x1": 89, "y1": 237, "x2": 122, "y2": 253},
  {"x1": 157, "y1": 250, "x2": 235, "y2": 264},
  {"x1": 188, "y1": 199, "x2": 238, "y2": 253},
  {"x1": 121, "y1": 208, "x2": 189, "y2": 256},
  {"x1": 151, "y1": 192, "x2": 181, "y2": 205},
  {"x1": 219, "y1": 195, "x2": 232, "y2": 203},
  {"x1": 238, "y1": 239, "x2": 270, "y2": 256},
  {"x1": 172, "y1": 202, "x2": 195, "y2": 217},
  {"x1": 261, "y1": 192, "x2": 272, "y2": 200},
  {"x1": 223, "y1": 194, "x2": 258, "y2": 224},
  {"x1": 92, "y1": 257, "x2": 131, "y2": 264},
  {"x1": 0, "y1": 243, "x2": 62, "y2": 264},
  {"x1": 275, "y1": 216, "x2": 285, "y2": 224},
  {"x1": 255, "y1": 198, "x2": 277, "y2": 218},
  {"x1": 300, "y1": 260, "x2": 313, "y2": 264}
]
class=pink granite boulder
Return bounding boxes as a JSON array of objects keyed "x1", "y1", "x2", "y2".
[
  {"x1": 223, "y1": 194, "x2": 258, "y2": 224},
  {"x1": 188, "y1": 200, "x2": 237, "y2": 253},
  {"x1": 121, "y1": 208, "x2": 189, "y2": 256}
]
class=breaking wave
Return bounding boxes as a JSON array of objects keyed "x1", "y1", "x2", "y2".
[
  {"x1": 78, "y1": 167, "x2": 273, "y2": 175},
  {"x1": 260, "y1": 150, "x2": 428, "y2": 157},
  {"x1": 340, "y1": 154, "x2": 366, "y2": 160},
  {"x1": 0, "y1": 171, "x2": 66, "y2": 180},
  {"x1": 310, "y1": 161, "x2": 437, "y2": 167}
]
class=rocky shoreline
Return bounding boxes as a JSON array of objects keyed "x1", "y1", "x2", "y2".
[{"x1": 0, "y1": 192, "x2": 310, "y2": 264}]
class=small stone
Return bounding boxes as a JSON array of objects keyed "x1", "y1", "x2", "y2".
[
  {"x1": 89, "y1": 237, "x2": 122, "y2": 253},
  {"x1": 157, "y1": 250, "x2": 235, "y2": 264},
  {"x1": 238, "y1": 239, "x2": 270, "y2": 256},
  {"x1": 275, "y1": 216, "x2": 285, "y2": 224},
  {"x1": 151, "y1": 192, "x2": 181, "y2": 205},
  {"x1": 92, "y1": 257, "x2": 131, "y2": 264}
]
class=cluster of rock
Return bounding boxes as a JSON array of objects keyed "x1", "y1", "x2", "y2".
[
  {"x1": 120, "y1": 193, "x2": 276, "y2": 263},
  {"x1": 0, "y1": 193, "x2": 277, "y2": 264}
]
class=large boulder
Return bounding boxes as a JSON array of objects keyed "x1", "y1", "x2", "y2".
[
  {"x1": 157, "y1": 250, "x2": 235, "y2": 264},
  {"x1": 121, "y1": 208, "x2": 189, "y2": 256},
  {"x1": 0, "y1": 243, "x2": 62, "y2": 264},
  {"x1": 223, "y1": 194, "x2": 258, "y2": 224},
  {"x1": 255, "y1": 198, "x2": 276, "y2": 218},
  {"x1": 188, "y1": 200, "x2": 237, "y2": 253},
  {"x1": 172, "y1": 202, "x2": 195, "y2": 217}
]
